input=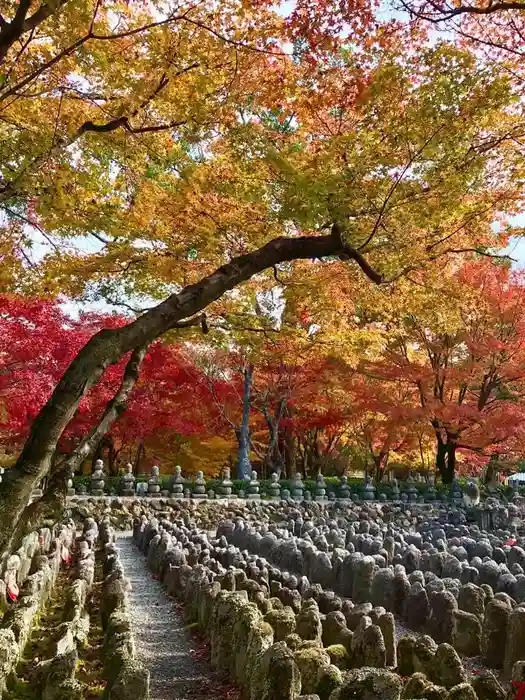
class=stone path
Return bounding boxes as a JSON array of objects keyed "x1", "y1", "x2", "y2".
[{"x1": 115, "y1": 532, "x2": 214, "y2": 700}]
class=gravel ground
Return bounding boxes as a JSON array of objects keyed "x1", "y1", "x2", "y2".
[{"x1": 115, "y1": 532, "x2": 216, "y2": 700}]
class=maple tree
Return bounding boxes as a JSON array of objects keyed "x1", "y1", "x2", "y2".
[
  {"x1": 0, "y1": 295, "x2": 217, "y2": 475},
  {"x1": 1, "y1": 0, "x2": 525, "y2": 557},
  {"x1": 360, "y1": 262, "x2": 525, "y2": 482}
]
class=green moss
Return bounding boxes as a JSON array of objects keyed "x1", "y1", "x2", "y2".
[
  {"x1": 316, "y1": 664, "x2": 343, "y2": 700},
  {"x1": 326, "y1": 644, "x2": 350, "y2": 670},
  {"x1": 294, "y1": 646, "x2": 330, "y2": 695}
]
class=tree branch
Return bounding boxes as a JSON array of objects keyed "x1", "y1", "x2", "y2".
[
  {"x1": 59, "y1": 344, "x2": 148, "y2": 475},
  {"x1": 0, "y1": 0, "x2": 70, "y2": 65},
  {"x1": 0, "y1": 231, "x2": 381, "y2": 557},
  {"x1": 400, "y1": 0, "x2": 525, "y2": 22}
]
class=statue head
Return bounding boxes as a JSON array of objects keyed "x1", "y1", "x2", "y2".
[
  {"x1": 125, "y1": 463, "x2": 133, "y2": 475},
  {"x1": 151, "y1": 465, "x2": 160, "y2": 477},
  {"x1": 251, "y1": 470, "x2": 258, "y2": 481},
  {"x1": 271, "y1": 472, "x2": 279, "y2": 482}
]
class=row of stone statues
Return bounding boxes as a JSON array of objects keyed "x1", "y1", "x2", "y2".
[{"x1": 68, "y1": 460, "x2": 485, "y2": 504}]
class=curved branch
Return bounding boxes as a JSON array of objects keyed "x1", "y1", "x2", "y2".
[
  {"x1": 60, "y1": 344, "x2": 148, "y2": 475},
  {"x1": 400, "y1": 0, "x2": 525, "y2": 22}
]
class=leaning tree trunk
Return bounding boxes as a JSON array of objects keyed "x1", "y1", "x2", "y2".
[
  {"x1": 3, "y1": 346, "x2": 147, "y2": 556},
  {"x1": 0, "y1": 231, "x2": 380, "y2": 558}
]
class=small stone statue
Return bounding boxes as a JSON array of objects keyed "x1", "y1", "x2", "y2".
[
  {"x1": 339, "y1": 475, "x2": 351, "y2": 500},
  {"x1": 407, "y1": 475, "x2": 418, "y2": 502},
  {"x1": 291, "y1": 473, "x2": 304, "y2": 502},
  {"x1": 77, "y1": 482, "x2": 87, "y2": 496},
  {"x1": 136, "y1": 481, "x2": 148, "y2": 496},
  {"x1": 390, "y1": 478, "x2": 400, "y2": 501},
  {"x1": 0, "y1": 467, "x2": 4, "y2": 485},
  {"x1": 217, "y1": 467, "x2": 233, "y2": 498},
  {"x1": 425, "y1": 473, "x2": 437, "y2": 502},
  {"x1": 148, "y1": 465, "x2": 161, "y2": 497},
  {"x1": 362, "y1": 474, "x2": 376, "y2": 501},
  {"x1": 90, "y1": 459, "x2": 105, "y2": 496},
  {"x1": 268, "y1": 472, "x2": 280, "y2": 501},
  {"x1": 315, "y1": 473, "x2": 327, "y2": 502},
  {"x1": 247, "y1": 470, "x2": 261, "y2": 500},
  {"x1": 171, "y1": 465, "x2": 184, "y2": 499},
  {"x1": 67, "y1": 472, "x2": 75, "y2": 497},
  {"x1": 192, "y1": 471, "x2": 207, "y2": 499},
  {"x1": 3, "y1": 555, "x2": 20, "y2": 603},
  {"x1": 121, "y1": 463, "x2": 135, "y2": 497},
  {"x1": 463, "y1": 478, "x2": 480, "y2": 507},
  {"x1": 451, "y1": 478, "x2": 463, "y2": 505}
]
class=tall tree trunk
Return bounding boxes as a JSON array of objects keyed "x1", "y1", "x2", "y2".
[
  {"x1": 0, "y1": 231, "x2": 379, "y2": 558},
  {"x1": 263, "y1": 399, "x2": 285, "y2": 476},
  {"x1": 484, "y1": 454, "x2": 499, "y2": 486},
  {"x1": 435, "y1": 433, "x2": 457, "y2": 484},
  {"x1": 236, "y1": 363, "x2": 253, "y2": 479},
  {"x1": 134, "y1": 439, "x2": 145, "y2": 475}
]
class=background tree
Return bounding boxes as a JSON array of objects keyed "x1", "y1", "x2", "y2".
[{"x1": 363, "y1": 263, "x2": 525, "y2": 482}]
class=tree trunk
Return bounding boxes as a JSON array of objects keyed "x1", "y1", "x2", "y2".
[
  {"x1": 236, "y1": 363, "x2": 253, "y2": 479},
  {"x1": 0, "y1": 345, "x2": 146, "y2": 559},
  {"x1": 484, "y1": 454, "x2": 500, "y2": 486},
  {"x1": 0, "y1": 231, "x2": 379, "y2": 558},
  {"x1": 435, "y1": 435, "x2": 457, "y2": 484}
]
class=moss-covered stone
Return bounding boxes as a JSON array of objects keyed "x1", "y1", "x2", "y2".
[
  {"x1": 108, "y1": 658, "x2": 149, "y2": 700},
  {"x1": 448, "y1": 683, "x2": 478, "y2": 700},
  {"x1": 397, "y1": 635, "x2": 416, "y2": 677},
  {"x1": 316, "y1": 664, "x2": 342, "y2": 700},
  {"x1": 504, "y1": 607, "x2": 525, "y2": 679},
  {"x1": 431, "y1": 644, "x2": 467, "y2": 689},
  {"x1": 322, "y1": 612, "x2": 350, "y2": 648},
  {"x1": 232, "y1": 603, "x2": 263, "y2": 687},
  {"x1": 402, "y1": 672, "x2": 430, "y2": 698},
  {"x1": 452, "y1": 610, "x2": 482, "y2": 657},
  {"x1": 325, "y1": 644, "x2": 350, "y2": 670},
  {"x1": 329, "y1": 667, "x2": 403, "y2": 700},
  {"x1": 210, "y1": 592, "x2": 249, "y2": 670},
  {"x1": 294, "y1": 647, "x2": 330, "y2": 694},
  {"x1": 412, "y1": 636, "x2": 438, "y2": 675},
  {"x1": 482, "y1": 600, "x2": 510, "y2": 669},
  {"x1": 245, "y1": 620, "x2": 275, "y2": 686},
  {"x1": 296, "y1": 608, "x2": 323, "y2": 642},
  {"x1": 285, "y1": 633, "x2": 303, "y2": 651},
  {"x1": 265, "y1": 607, "x2": 297, "y2": 641},
  {"x1": 250, "y1": 641, "x2": 302, "y2": 700},
  {"x1": 0, "y1": 629, "x2": 19, "y2": 696}
]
